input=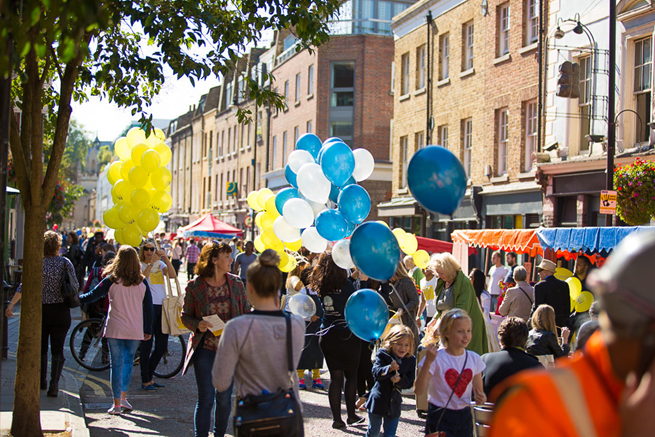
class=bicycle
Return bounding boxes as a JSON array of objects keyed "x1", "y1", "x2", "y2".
[{"x1": 69, "y1": 314, "x2": 187, "y2": 378}]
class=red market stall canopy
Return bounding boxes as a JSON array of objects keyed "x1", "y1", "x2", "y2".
[
  {"x1": 416, "y1": 236, "x2": 477, "y2": 256},
  {"x1": 451, "y1": 229, "x2": 543, "y2": 257},
  {"x1": 180, "y1": 214, "x2": 243, "y2": 239}
]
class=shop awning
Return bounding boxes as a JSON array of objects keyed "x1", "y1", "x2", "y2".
[
  {"x1": 416, "y1": 236, "x2": 477, "y2": 256},
  {"x1": 451, "y1": 229, "x2": 543, "y2": 256},
  {"x1": 536, "y1": 226, "x2": 652, "y2": 258},
  {"x1": 180, "y1": 213, "x2": 243, "y2": 239}
]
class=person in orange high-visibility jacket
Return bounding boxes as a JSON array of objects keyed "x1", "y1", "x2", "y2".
[{"x1": 489, "y1": 230, "x2": 655, "y2": 437}]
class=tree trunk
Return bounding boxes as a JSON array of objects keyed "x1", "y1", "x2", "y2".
[{"x1": 10, "y1": 205, "x2": 45, "y2": 436}]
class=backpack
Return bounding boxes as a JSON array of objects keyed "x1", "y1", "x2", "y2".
[{"x1": 82, "y1": 267, "x2": 104, "y2": 315}]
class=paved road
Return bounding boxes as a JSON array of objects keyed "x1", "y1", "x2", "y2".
[{"x1": 71, "y1": 272, "x2": 426, "y2": 436}]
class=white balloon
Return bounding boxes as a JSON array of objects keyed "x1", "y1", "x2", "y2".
[
  {"x1": 283, "y1": 198, "x2": 315, "y2": 229},
  {"x1": 289, "y1": 293, "x2": 317, "y2": 319},
  {"x1": 301, "y1": 227, "x2": 328, "y2": 253},
  {"x1": 297, "y1": 163, "x2": 331, "y2": 204},
  {"x1": 352, "y1": 149, "x2": 375, "y2": 182},
  {"x1": 300, "y1": 193, "x2": 328, "y2": 219},
  {"x1": 273, "y1": 216, "x2": 301, "y2": 243},
  {"x1": 288, "y1": 150, "x2": 315, "y2": 174},
  {"x1": 332, "y1": 239, "x2": 355, "y2": 270}
]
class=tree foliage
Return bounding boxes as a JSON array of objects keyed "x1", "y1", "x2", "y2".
[{"x1": 0, "y1": 0, "x2": 341, "y2": 434}]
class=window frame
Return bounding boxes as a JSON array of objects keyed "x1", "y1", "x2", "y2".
[
  {"x1": 308, "y1": 65, "x2": 314, "y2": 96},
  {"x1": 525, "y1": 100, "x2": 537, "y2": 172},
  {"x1": 401, "y1": 53, "x2": 410, "y2": 95},
  {"x1": 440, "y1": 33, "x2": 450, "y2": 80},
  {"x1": 417, "y1": 45, "x2": 426, "y2": 89},
  {"x1": 497, "y1": 108, "x2": 509, "y2": 175},
  {"x1": 400, "y1": 135, "x2": 409, "y2": 188},
  {"x1": 499, "y1": 3, "x2": 511, "y2": 56},
  {"x1": 463, "y1": 119, "x2": 473, "y2": 178},
  {"x1": 295, "y1": 73, "x2": 301, "y2": 103},
  {"x1": 526, "y1": 0, "x2": 539, "y2": 45},
  {"x1": 464, "y1": 22, "x2": 474, "y2": 71}
]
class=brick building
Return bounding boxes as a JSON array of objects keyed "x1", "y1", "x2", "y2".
[{"x1": 384, "y1": 0, "x2": 545, "y2": 240}]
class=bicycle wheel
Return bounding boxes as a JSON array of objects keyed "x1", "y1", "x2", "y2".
[
  {"x1": 154, "y1": 335, "x2": 186, "y2": 379},
  {"x1": 69, "y1": 318, "x2": 110, "y2": 371}
]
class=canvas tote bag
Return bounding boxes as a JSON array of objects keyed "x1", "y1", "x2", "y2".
[{"x1": 161, "y1": 270, "x2": 191, "y2": 336}]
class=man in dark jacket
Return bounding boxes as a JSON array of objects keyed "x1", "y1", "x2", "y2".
[
  {"x1": 530, "y1": 259, "x2": 571, "y2": 328},
  {"x1": 482, "y1": 317, "x2": 543, "y2": 396},
  {"x1": 83, "y1": 231, "x2": 105, "y2": 275}
]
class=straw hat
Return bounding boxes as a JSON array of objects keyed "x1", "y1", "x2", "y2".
[{"x1": 537, "y1": 259, "x2": 556, "y2": 273}]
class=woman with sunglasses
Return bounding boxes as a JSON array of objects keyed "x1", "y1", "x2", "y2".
[
  {"x1": 138, "y1": 239, "x2": 176, "y2": 390},
  {"x1": 181, "y1": 241, "x2": 251, "y2": 437}
]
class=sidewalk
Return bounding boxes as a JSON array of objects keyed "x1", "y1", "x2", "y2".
[{"x1": 1, "y1": 304, "x2": 90, "y2": 437}]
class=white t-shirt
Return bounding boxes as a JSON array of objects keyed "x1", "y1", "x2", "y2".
[
  {"x1": 141, "y1": 261, "x2": 167, "y2": 305},
  {"x1": 420, "y1": 348, "x2": 485, "y2": 411},
  {"x1": 420, "y1": 276, "x2": 438, "y2": 317},
  {"x1": 480, "y1": 290, "x2": 491, "y2": 319},
  {"x1": 487, "y1": 265, "x2": 508, "y2": 297}
]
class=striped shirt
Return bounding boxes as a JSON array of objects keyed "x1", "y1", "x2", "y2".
[{"x1": 185, "y1": 244, "x2": 200, "y2": 263}]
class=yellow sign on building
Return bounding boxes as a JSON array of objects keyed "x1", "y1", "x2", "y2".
[{"x1": 600, "y1": 190, "x2": 617, "y2": 215}]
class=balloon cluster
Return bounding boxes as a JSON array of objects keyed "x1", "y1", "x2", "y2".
[
  {"x1": 247, "y1": 134, "x2": 376, "y2": 271},
  {"x1": 390, "y1": 227, "x2": 430, "y2": 269},
  {"x1": 556, "y1": 267, "x2": 594, "y2": 313},
  {"x1": 102, "y1": 127, "x2": 173, "y2": 247}
]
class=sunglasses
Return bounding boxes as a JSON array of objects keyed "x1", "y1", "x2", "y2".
[{"x1": 143, "y1": 247, "x2": 155, "y2": 252}]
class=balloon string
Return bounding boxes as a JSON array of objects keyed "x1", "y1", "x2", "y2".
[{"x1": 389, "y1": 283, "x2": 420, "y2": 332}]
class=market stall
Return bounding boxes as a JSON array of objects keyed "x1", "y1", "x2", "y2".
[{"x1": 179, "y1": 213, "x2": 244, "y2": 239}]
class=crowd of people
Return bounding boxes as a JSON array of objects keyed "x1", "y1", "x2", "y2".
[{"x1": 6, "y1": 227, "x2": 655, "y2": 437}]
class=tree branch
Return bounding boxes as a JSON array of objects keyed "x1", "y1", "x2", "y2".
[
  {"x1": 48, "y1": 45, "x2": 63, "y2": 83},
  {"x1": 9, "y1": 102, "x2": 32, "y2": 208}
]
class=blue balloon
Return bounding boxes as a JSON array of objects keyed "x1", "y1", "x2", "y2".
[
  {"x1": 322, "y1": 137, "x2": 343, "y2": 146},
  {"x1": 350, "y1": 222, "x2": 400, "y2": 281},
  {"x1": 296, "y1": 133, "x2": 322, "y2": 159},
  {"x1": 275, "y1": 187, "x2": 300, "y2": 215},
  {"x1": 345, "y1": 289, "x2": 389, "y2": 341},
  {"x1": 339, "y1": 176, "x2": 356, "y2": 189},
  {"x1": 315, "y1": 209, "x2": 349, "y2": 241},
  {"x1": 321, "y1": 141, "x2": 355, "y2": 187},
  {"x1": 407, "y1": 145, "x2": 466, "y2": 216},
  {"x1": 344, "y1": 219, "x2": 357, "y2": 238},
  {"x1": 338, "y1": 185, "x2": 371, "y2": 224},
  {"x1": 329, "y1": 183, "x2": 340, "y2": 203},
  {"x1": 285, "y1": 165, "x2": 298, "y2": 188},
  {"x1": 318, "y1": 139, "x2": 345, "y2": 165}
]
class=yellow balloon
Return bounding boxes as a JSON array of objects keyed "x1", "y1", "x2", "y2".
[
  {"x1": 261, "y1": 229, "x2": 281, "y2": 248},
  {"x1": 151, "y1": 167, "x2": 172, "y2": 191},
  {"x1": 280, "y1": 255, "x2": 297, "y2": 273},
  {"x1": 150, "y1": 190, "x2": 173, "y2": 213},
  {"x1": 122, "y1": 223, "x2": 143, "y2": 247},
  {"x1": 254, "y1": 236, "x2": 266, "y2": 253},
  {"x1": 118, "y1": 202, "x2": 138, "y2": 225},
  {"x1": 575, "y1": 291, "x2": 594, "y2": 313},
  {"x1": 277, "y1": 251, "x2": 290, "y2": 268},
  {"x1": 154, "y1": 143, "x2": 172, "y2": 166},
  {"x1": 260, "y1": 211, "x2": 277, "y2": 230},
  {"x1": 131, "y1": 143, "x2": 149, "y2": 166},
  {"x1": 376, "y1": 220, "x2": 390, "y2": 228},
  {"x1": 392, "y1": 228, "x2": 407, "y2": 247},
  {"x1": 154, "y1": 128, "x2": 166, "y2": 141},
  {"x1": 126, "y1": 128, "x2": 147, "y2": 149},
  {"x1": 102, "y1": 206, "x2": 122, "y2": 229},
  {"x1": 145, "y1": 131, "x2": 160, "y2": 148},
  {"x1": 285, "y1": 239, "x2": 302, "y2": 252},
  {"x1": 131, "y1": 188, "x2": 151, "y2": 209},
  {"x1": 107, "y1": 161, "x2": 122, "y2": 185},
  {"x1": 114, "y1": 227, "x2": 125, "y2": 245},
  {"x1": 255, "y1": 211, "x2": 264, "y2": 229},
  {"x1": 120, "y1": 160, "x2": 135, "y2": 181},
  {"x1": 413, "y1": 250, "x2": 430, "y2": 269},
  {"x1": 111, "y1": 179, "x2": 133, "y2": 202},
  {"x1": 248, "y1": 191, "x2": 263, "y2": 211},
  {"x1": 402, "y1": 234, "x2": 418, "y2": 255},
  {"x1": 138, "y1": 208, "x2": 160, "y2": 233},
  {"x1": 128, "y1": 166, "x2": 149, "y2": 188},
  {"x1": 256, "y1": 188, "x2": 274, "y2": 210},
  {"x1": 114, "y1": 137, "x2": 131, "y2": 161},
  {"x1": 566, "y1": 277, "x2": 582, "y2": 300},
  {"x1": 554, "y1": 267, "x2": 574, "y2": 281},
  {"x1": 264, "y1": 195, "x2": 278, "y2": 214},
  {"x1": 140, "y1": 149, "x2": 161, "y2": 173}
]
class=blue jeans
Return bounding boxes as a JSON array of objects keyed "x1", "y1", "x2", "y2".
[
  {"x1": 367, "y1": 412, "x2": 399, "y2": 437},
  {"x1": 107, "y1": 338, "x2": 140, "y2": 400},
  {"x1": 193, "y1": 345, "x2": 233, "y2": 437}
]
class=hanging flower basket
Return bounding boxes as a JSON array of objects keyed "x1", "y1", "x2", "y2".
[{"x1": 614, "y1": 158, "x2": 655, "y2": 225}]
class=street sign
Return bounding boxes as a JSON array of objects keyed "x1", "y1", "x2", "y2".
[
  {"x1": 244, "y1": 215, "x2": 253, "y2": 228},
  {"x1": 600, "y1": 190, "x2": 617, "y2": 215}
]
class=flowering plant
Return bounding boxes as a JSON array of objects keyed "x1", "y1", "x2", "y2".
[{"x1": 614, "y1": 158, "x2": 655, "y2": 225}]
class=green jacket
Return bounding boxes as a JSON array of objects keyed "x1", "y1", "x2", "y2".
[{"x1": 435, "y1": 270, "x2": 489, "y2": 355}]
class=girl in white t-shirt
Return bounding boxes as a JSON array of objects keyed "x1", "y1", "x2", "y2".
[{"x1": 415, "y1": 308, "x2": 486, "y2": 437}]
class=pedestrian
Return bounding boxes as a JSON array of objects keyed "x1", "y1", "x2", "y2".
[
  {"x1": 79, "y1": 245, "x2": 154, "y2": 415},
  {"x1": 389, "y1": 261, "x2": 420, "y2": 354},
  {"x1": 294, "y1": 266, "x2": 325, "y2": 390},
  {"x1": 181, "y1": 241, "x2": 250, "y2": 437},
  {"x1": 503, "y1": 252, "x2": 518, "y2": 288},
  {"x1": 417, "y1": 267, "x2": 438, "y2": 326},
  {"x1": 211, "y1": 249, "x2": 305, "y2": 427},
  {"x1": 486, "y1": 251, "x2": 507, "y2": 312},
  {"x1": 139, "y1": 239, "x2": 176, "y2": 390},
  {"x1": 415, "y1": 308, "x2": 487, "y2": 437},
  {"x1": 66, "y1": 231, "x2": 85, "y2": 288},
  {"x1": 365, "y1": 325, "x2": 416, "y2": 437},
  {"x1": 5, "y1": 231, "x2": 79, "y2": 397},
  {"x1": 83, "y1": 231, "x2": 105, "y2": 276},
  {"x1": 232, "y1": 240, "x2": 257, "y2": 286},
  {"x1": 526, "y1": 304, "x2": 570, "y2": 359},
  {"x1": 530, "y1": 259, "x2": 571, "y2": 329},
  {"x1": 488, "y1": 230, "x2": 655, "y2": 437},
  {"x1": 184, "y1": 239, "x2": 200, "y2": 281},
  {"x1": 498, "y1": 266, "x2": 534, "y2": 322},
  {"x1": 429, "y1": 252, "x2": 489, "y2": 355},
  {"x1": 312, "y1": 251, "x2": 363, "y2": 429},
  {"x1": 170, "y1": 238, "x2": 183, "y2": 275},
  {"x1": 403, "y1": 255, "x2": 425, "y2": 287},
  {"x1": 469, "y1": 268, "x2": 491, "y2": 319}
]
